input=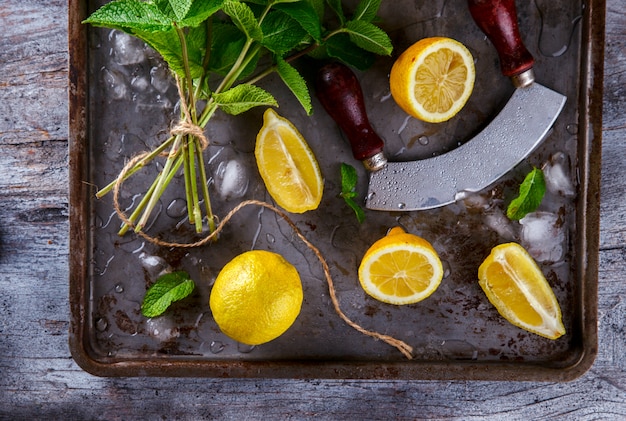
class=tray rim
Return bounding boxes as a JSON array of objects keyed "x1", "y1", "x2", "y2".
[{"x1": 68, "y1": 0, "x2": 605, "y2": 381}]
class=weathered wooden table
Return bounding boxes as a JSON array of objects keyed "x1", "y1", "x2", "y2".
[{"x1": 1, "y1": 0, "x2": 624, "y2": 418}]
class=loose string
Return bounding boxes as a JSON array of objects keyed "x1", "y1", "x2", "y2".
[
  {"x1": 108, "y1": 76, "x2": 414, "y2": 359},
  {"x1": 110, "y1": 155, "x2": 413, "y2": 359}
]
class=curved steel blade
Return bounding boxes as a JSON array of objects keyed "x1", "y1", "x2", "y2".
[{"x1": 365, "y1": 83, "x2": 566, "y2": 211}]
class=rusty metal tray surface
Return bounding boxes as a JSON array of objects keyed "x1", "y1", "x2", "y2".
[{"x1": 68, "y1": 0, "x2": 604, "y2": 380}]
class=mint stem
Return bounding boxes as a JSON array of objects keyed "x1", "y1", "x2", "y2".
[
  {"x1": 96, "y1": 135, "x2": 176, "y2": 198},
  {"x1": 119, "y1": 154, "x2": 184, "y2": 236},
  {"x1": 135, "y1": 135, "x2": 183, "y2": 231}
]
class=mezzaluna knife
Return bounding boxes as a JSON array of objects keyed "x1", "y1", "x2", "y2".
[{"x1": 315, "y1": 0, "x2": 566, "y2": 211}]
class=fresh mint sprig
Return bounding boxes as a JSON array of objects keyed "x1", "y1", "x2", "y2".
[
  {"x1": 141, "y1": 271, "x2": 195, "y2": 317},
  {"x1": 86, "y1": 0, "x2": 392, "y2": 236},
  {"x1": 340, "y1": 163, "x2": 365, "y2": 223},
  {"x1": 507, "y1": 167, "x2": 547, "y2": 220}
]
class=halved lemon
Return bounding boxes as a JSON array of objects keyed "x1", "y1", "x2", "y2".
[
  {"x1": 358, "y1": 227, "x2": 444, "y2": 305},
  {"x1": 255, "y1": 109, "x2": 323, "y2": 213},
  {"x1": 478, "y1": 243, "x2": 565, "y2": 339},
  {"x1": 389, "y1": 37, "x2": 475, "y2": 123}
]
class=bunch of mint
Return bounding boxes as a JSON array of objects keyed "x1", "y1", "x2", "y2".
[{"x1": 86, "y1": 0, "x2": 392, "y2": 236}]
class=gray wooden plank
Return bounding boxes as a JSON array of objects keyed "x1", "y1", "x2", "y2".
[{"x1": 0, "y1": 0, "x2": 624, "y2": 418}]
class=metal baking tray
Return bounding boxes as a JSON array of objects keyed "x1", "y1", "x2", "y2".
[{"x1": 69, "y1": 0, "x2": 604, "y2": 380}]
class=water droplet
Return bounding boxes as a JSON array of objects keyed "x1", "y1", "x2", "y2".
[
  {"x1": 266, "y1": 233, "x2": 275, "y2": 244},
  {"x1": 397, "y1": 115, "x2": 411, "y2": 135},
  {"x1": 440, "y1": 339, "x2": 478, "y2": 360},
  {"x1": 441, "y1": 260, "x2": 451, "y2": 278},
  {"x1": 193, "y1": 313, "x2": 204, "y2": 328},
  {"x1": 95, "y1": 318, "x2": 109, "y2": 332},
  {"x1": 131, "y1": 242, "x2": 145, "y2": 254},
  {"x1": 210, "y1": 341, "x2": 225, "y2": 354},
  {"x1": 397, "y1": 202, "x2": 406, "y2": 209},
  {"x1": 418, "y1": 135, "x2": 429, "y2": 146},
  {"x1": 566, "y1": 123, "x2": 579, "y2": 135},
  {"x1": 237, "y1": 343, "x2": 256, "y2": 353},
  {"x1": 536, "y1": 0, "x2": 583, "y2": 57},
  {"x1": 97, "y1": 255, "x2": 115, "y2": 276},
  {"x1": 166, "y1": 198, "x2": 187, "y2": 218},
  {"x1": 115, "y1": 284, "x2": 124, "y2": 293}
]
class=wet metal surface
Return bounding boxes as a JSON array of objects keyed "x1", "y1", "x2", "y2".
[{"x1": 69, "y1": 0, "x2": 604, "y2": 379}]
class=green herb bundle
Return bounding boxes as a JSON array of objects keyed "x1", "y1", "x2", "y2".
[{"x1": 85, "y1": 0, "x2": 392, "y2": 237}]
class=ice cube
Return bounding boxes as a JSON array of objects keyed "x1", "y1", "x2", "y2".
[
  {"x1": 110, "y1": 30, "x2": 147, "y2": 65},
  {"x1": 214, "y1": 159, "x2": 249, "y2": 200},
  {"x1": 101, "y1": 67, "x2": 127, "y2": 101},
  {"x1": 484, "y1": 208, "x2": 517, "y2": 241},
  {"x1": 520, "y1": 211, "x2": 565, "y2": 263},
  {"x1": 543, "y1": 152, "x2": 576, "y2": 197},
  {"x1": 145, "y1": 317, "x2": 180, "y2": 342},
  {"x1": 150, "y1": 64, "x2": 172, "y2": 93},
  {"x1": 138, "y1": 252, "x2": 170, "y2": 278},
  {"x1": 130, "y1": 75, "x2": 150, "y2": 92}
]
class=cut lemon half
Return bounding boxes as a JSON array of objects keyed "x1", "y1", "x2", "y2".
[
  {"x1": 478, "y1": 243, "x2": 565, "y2": 339},
  {"x1": 389, "y1": 37, "x2": 475, "y2": 123},
  {"x1": 358, "y1": 227, "x2": 444, "y2": 305},
  {"x1": 255, "y1": 109, "x2": 323, "y2": 213}
]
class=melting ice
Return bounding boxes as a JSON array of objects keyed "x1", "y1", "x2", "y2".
[
  {"x1": 520, "y1": 212, "x2": 565, "y2": 263},
  {"x1": 110, "y1": 30, "x2": 147, "y2": 65},
  {"x1": 543, "y1": 152, "x2": 575, "y2": 197},
  {"x1": 214, "y1": 159, "x2": 249, "y2": 200}
]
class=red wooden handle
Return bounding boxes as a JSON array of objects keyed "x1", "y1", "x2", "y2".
[
  {"x1": 468, "y1": 0, "x2": 534, "y2": 81},
  {"x1": 315, "y1": 63, "x2": 385, "y2": 166}
]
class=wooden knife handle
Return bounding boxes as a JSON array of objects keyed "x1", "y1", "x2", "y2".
[
  {"x1": 315, "y1": 63, "x2": 386, "y2": 171},
  {"x1": 468, "y1": 0, "x2": 535, "y2": 87}
]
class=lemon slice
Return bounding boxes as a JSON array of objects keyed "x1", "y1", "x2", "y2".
[
  {"x1": 358, "y1": 227, "x2": 444, "y2": 305},
  {"x1": 255, "y1": 109, "x2": 323, "y2": 213},
  {"x1": 389, "y1": 37, "x2": 475, "y2": 123},
  {"x1": 478, "y1": 243, "x2": 565, "y2": 339},
  {"x1": 209, "y1": 250, "x2": 303, "y2": 345}
]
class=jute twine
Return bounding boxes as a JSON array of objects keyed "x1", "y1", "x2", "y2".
[{"x1": 108, "y1": 78, "x2": 414, "y2": 360}]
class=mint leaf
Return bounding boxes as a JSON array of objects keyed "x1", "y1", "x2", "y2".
[
  {"x1": 223, "y1": 1, "x2": 263, "y2": 42},
  {"x1": 344, "y1": 20, "x2": 392, "y2": 56},
  {"x1": 133, "y1": 26, "x2": 204, "y2": 78},
  {"x1": 326, "y1": 0, "x2": 345, "y2": 24},
  {"x1": 345, "y1": 197, "x2": 365, "y2": 223},
  {"x1": 341, "y1": 162, "x2": 358, "y2": 193},
  {"x1": 507, "y1": 167, "x2": 547, "y2": 220},
  {"x1": 307, "y1": 0, "x2": 325, "y2": 21},
  {"x1": 274, "y1": 1, "x2": 323, "y2": 42},
  {"x1": 276, "y1": 59, "x2": 312, "y2": 114},
  {"x1": 83, "y1": 0, "x2": 173, "y2": 32},
  {"x1": 179, "y1": 0, "x2": 225, "y2": 27},
  {"x1": 261, "y1": 11, "x2": 308, "y2": 55},
  {"x1": 141, "y1": 271, "x2": 195, "y2": 318},
  {"x1": 340, "y1": 163, "x2": 365, "y2": 223},
  {"x1": 213, "y1": 84, "x2": 278, "y2": 115},
  {"x1": 207, "y1": 22, "x2": 247, "y2": 75},
  {"x1": 167, "y1": 0, "x2": 194, "y2": 21},
  {"x1": 325, "y1": 33, "x2": 376, "y2": 70},
  {"x1": 352, "y1": 0, "x2": 382, "y2": 22}
]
